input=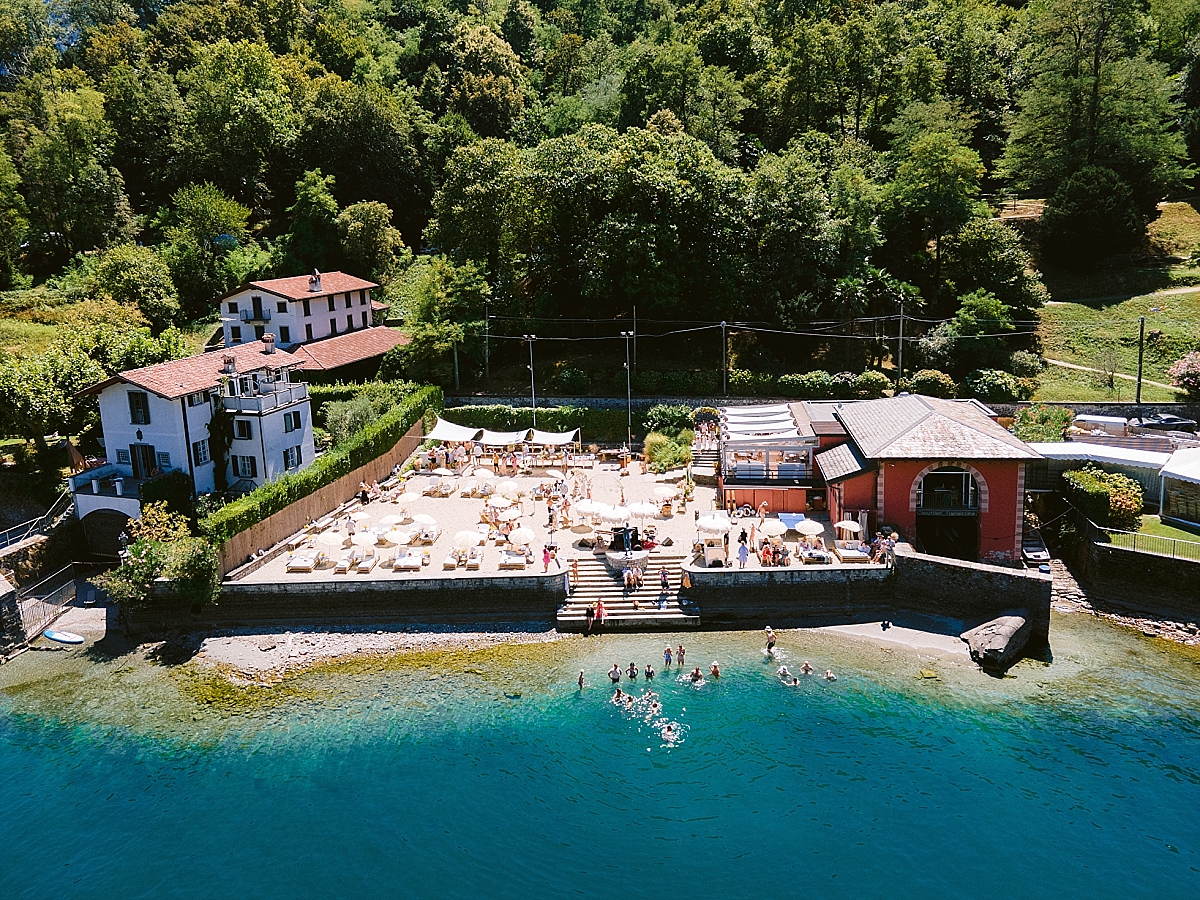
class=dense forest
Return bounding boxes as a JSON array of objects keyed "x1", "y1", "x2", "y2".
[{"x1": 0, "y1": 0, "x2": 1198, "y2": 406}]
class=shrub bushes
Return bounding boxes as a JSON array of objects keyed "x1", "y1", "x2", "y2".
[
  {"x1": 139, "y1": 469, "x2": 195, "y2": 517},
  {"x1": 644, "y1": 403, "x2": 694, "y2": 434},
  {"x1": 965, "y1": 369, "x2": 1036, "y2": 403},
  {"x1": 728, "y1": 368, "x2": 776, "y2": 396},
  {"x1": 1013, "y1": 404, "x2": 1073, "y2": 442},
  {"x1": 778, "y1": 371, "x2": 834, "y2": 399},
  {"x1": 1008, "y1": 351, "x2": 1044, "y2": 378},
  {"x1": 1168, "y1": 351, "x2": 1200, "y2": 397},
  {"x1": 1062, "y1": 465, "x2": 1143, "y2": 531},
  {"x1": 906, "y1": 369, "x2": 958, "y2": 398},
  {"x1": 853, "y1": 370, "x2": 891, "y2": 399},
  {"x1": 643, "y1": 430, "x2": 694, "y2": 473},
  {"x1": 308, "y1": 380, "x2": 421, "y2": 419},
  {"x1": 200, "y1": 385, "x2": 443, "y2": 543},
  {"x1": 552, "y1": 367, "x2": 591, "y2": 394}
]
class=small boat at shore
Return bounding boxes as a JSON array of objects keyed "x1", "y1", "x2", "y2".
[{"x1": 43, "y1": 630, "x2": 85, "y2": 645}]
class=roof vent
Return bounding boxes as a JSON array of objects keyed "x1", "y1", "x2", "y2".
[
  {"x1": 262, "y1": 333, "x2": 276, "y2": 354},
  {"x1": 223, "y1": 354, "x2": 237, "y2": 374},
  {"x1": 897, "y1": 391, "x2": 910, "y2": 396},
  {"x1": 308, "y1": 268, "x2": 322, "y2": 292}
]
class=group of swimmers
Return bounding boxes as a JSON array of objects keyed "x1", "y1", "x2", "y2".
[{"x1": 776, "y1": 662, "x2": 837, "y2": 685}]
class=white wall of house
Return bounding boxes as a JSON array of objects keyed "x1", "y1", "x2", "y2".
[
  {"x1": 221, "y1": 287, "x2": 373, "y2": 349},
  {"x1": 97, "y1": 386, "x2": 193, "y2": 482}
]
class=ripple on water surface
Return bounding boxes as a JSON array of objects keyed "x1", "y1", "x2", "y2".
[{"x1": 1, "y1": 614, "x2": 1199, "y2": 899}]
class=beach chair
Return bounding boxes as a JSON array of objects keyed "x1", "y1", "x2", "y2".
[
  {"x1": 499, "y1": 550, "x2": 527, "y2": 570},
  {"x1": 286, "y1": 555, "x2": 316, "y2": 573},
  {"x1": 334, "y1": 553, "x2": 352, "y2": 574},
  {"x1": 466, "y1": 547, "x2": 482, "y2": 570},
  {"x1": 421, "y1": 479, "x2": 438, "y2": 497},
  {"x1": 395, "y1": 551, "x2": 421, "y2": 572},
  {"x1": 443, "y1": 550, "x2": 460, "y2": 570}
]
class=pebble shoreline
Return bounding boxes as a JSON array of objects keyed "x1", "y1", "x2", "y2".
[{"x1": 1050, "y1": 560, "x2": 1199, "y2": 646}]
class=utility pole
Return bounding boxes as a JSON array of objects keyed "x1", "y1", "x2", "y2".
[
  {"x1": 524, "y1": 334, "x2": 537, "y2": 428},
  {"x1": 1135, "y1": 315, "x2": 1146, "y2": 406},
  {"x1": 897, "y1": 300, "x2": 905, "y2": 386},
  {"x1": 484, "y1": 303, "x2": 489, "y2": 382},
  {"x1": 721, "y1": 321, "x2": 727, "y2": 397},
  {"x1": 622, "y1": 331, "x2": 634, "y2": 450},
  {"x1": 453, "y1": 340, "x2": 460, "y2": 392},
  {"x1": 632, "y1": 305, "x2": 637, "y2": 371}
]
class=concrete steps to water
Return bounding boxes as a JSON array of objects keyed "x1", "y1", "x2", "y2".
[{"x1": 557, "y1": 554, "x2": 699, "y2": 631}]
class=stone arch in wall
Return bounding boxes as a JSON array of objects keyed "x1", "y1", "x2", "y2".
[
  {"x1": 908, "y1": 462, "x2": 989, "y2": 513},
  {"x1": 80, "y1": 510, "x2": 133, "y2": 558}
]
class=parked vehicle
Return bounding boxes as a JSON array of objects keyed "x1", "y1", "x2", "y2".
[{"x1": 1129, "y1": 414, "x2": 1197, "y2": 433}]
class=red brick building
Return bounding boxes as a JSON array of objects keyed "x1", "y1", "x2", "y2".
[{"x1": 812, "y1": 395, "x2": 1039, "y2": 562}]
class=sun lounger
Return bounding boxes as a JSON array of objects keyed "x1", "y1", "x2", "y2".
[
  {"x1": 394, "y1": 551, "x2": 422, "y2": 572},
  {"x1": 498, "y1": 550, "x2": 527, "y2": 570},
  {"x1": 356, "y1": 551, "x2": 378, "y2": 574},
  {"x1": 334, "y1": 554, "x2": 352, "y2": 574},
  {"x1": 832, "y1": 544, "x2": 871, "y2": 564},
  {"x1": 286, "y1": 556, "x2": 316, "y2": 573},
  {"x1": 466, "y1": 547, "x2": 482, "y2": 570},
  {"x1": 443, "y1": 551, "x2": 460, "y2": 570}
]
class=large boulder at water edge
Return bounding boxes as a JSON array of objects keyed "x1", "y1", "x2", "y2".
[{"x1": 961, "y1": 610, "x2": 1031, "y2": 673}]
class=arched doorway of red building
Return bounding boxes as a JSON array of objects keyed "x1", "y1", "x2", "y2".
[{"x1": 915, "y1": 514, "x2": 979, "y2": 560}]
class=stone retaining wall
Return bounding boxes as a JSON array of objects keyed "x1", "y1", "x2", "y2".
[{"x1": 1082, "y1": 543, "x2": 1200, "y2": 617}]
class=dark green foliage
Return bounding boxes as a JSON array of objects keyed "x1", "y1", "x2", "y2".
[
  {"x1": 643, "y1": 404, "x2": 694, "y2": 434},
  {"x1": 1039, "y1": 167, "x2": 1144, "y2": 265},
  {"x1": 965, "y1": 368, "x2": 1036, "y2": 403},
  {"x1": 643, "y1": 431, "x2": 694, "y2": 473},
  {"x1": 1013, "y1": 404, "x2": 1073, "y2": 442},
  {"x1": 778, "y1": 371, "x2": 835, "y2": 400},
  {"x1": 200, "y1": 384, "x2": 443, "y2": 543},
  {"x1": 906, "y1": 369, "x2": 958, "y2": 398},
  {"x1": 139, "y1": 469, "x2": 196, "y2": 517},
  {"x1": 1062, "y1": 465, "x2": 1143, "y2": 532},
  {"x1": 552, "y1": 367, "x2": 591, "y2": 394},
  {"x1": 1008, "y1": 351, "x2": 1044, "y2": 378}
]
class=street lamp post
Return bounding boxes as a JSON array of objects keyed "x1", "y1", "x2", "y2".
[
  {"x1": 622, "y1": 331, "x2": 634, "y2": 450},
  {"x1": 484, "y1": 303, "x2": 490, "y2": 382},
  {"x1": 721, "y1": 321, "x2": 728, "y2": 396},
  {"x1": 524, "y1": 334, "x2": 537, "y2": 429}
]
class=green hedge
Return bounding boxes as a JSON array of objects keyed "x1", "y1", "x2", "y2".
[
  {"x1": 442, "y1": 404, "x2": 644, "y2": 443},
  {"x1": 1062, "y1": 465, "x2": 1143, "y2": 531},
  {"x1": 308, "y1": 380, "x2": 421, "y2": 419},
  {"x1": 200, "y1": 385, "x2": 443, "y2": 544}
]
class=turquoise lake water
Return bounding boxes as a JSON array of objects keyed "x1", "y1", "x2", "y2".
[{"x1": 2, "y1": 616, "x2": 1199, "y2": 899}]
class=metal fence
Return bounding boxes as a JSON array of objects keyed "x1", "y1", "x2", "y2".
[
  {"x1": 16, "y1": 564, "x2": 77, "y2": 640},
  {"x1": 1066, "y1": 503, "x2": 1200, "y2": 564},
  {"x1": 0, "y1": 491, "x2": 73, "y2": 552}
]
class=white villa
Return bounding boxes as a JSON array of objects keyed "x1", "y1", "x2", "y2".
[{"x1": 71, "y1": 337, "x2": 315, "y2": 552}]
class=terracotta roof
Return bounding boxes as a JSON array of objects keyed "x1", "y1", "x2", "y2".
[
  {"x1": 832, "y1": 395, "x2": 1039, "y2": 460},
  {"x1": 291, "y1": 327, "x2": 409, "y2": 371},
  {"x1": 81, "y1": 341, "x2": 303, "y2": 400},
  {"x1": 248, "y1": 272, "x2": 378, "y2": 301},
  {"x1": 815, "y1": 441, "x2": 873, "y2": 483}
]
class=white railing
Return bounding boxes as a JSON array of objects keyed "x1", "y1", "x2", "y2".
[
  {"x1": 222, "y1": 382, "x2": 308, "y2": 413},
  {"x1": 0, "y1": 491, "x2": 73, "y2": 551}
]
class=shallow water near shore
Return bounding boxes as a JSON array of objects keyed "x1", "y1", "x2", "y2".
[{"x1": 2, "y1": 612, "x2": 1199, "y2": 899}]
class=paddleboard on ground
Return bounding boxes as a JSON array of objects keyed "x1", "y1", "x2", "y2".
[{"x1": 43, "y1": 630, "x2": 84, "y2": 645}]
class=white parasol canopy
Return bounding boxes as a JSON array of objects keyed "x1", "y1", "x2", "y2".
[
  {"x1": 498, "y1": 507, "x2": 522, "y2": 521},
  {"x1": 544, "y1": 469, "x2": 565, "y2": 479},
  {"x1": 508, "y1": 527, "x2": 536, "y2": 546},
  {"x1": 431, "y1": 467, "x2": 454, "y2": 476},
  {"x1": 351, "y1": 531, "x2": 377, "y2": 547},
  {"x1": 628, "y1": 501, "x2": 659, "y2": 519},
  {"x1": 398, "y1": 492, "x2": 421, "y2": 506},
  {"x1": 795, "y1": 519, "x2": 825, "y2": 536},
  {"x1": 487, "y1": 495, "x2": 513, "y2": 509},
  {"x1": 653, "y1": 485, "x2": 679, "y2": 499},
  {"x1": 350, "y1": 511, "x2": 373, "y2": 522},
  {"x1": 697, "y1": 516, "x2": 733, "y2": 533},
  {"x1": 472, "y1": 467, "x2": 494, "y2": 478},
  {"x1": 601, "y1": 506, "x2": 630, "y2": 523},
  {"x1": 379, "y1": 514, "x2": 403, "y2": 526},
  {"x1": 761, "y1": 519, "x2": 788, "y2": 536},
  {"x1": 388, "y1": 530, "x2": 412, "y2": 545},
  {"x1": 574, "y1": 499, "x2": 600, "y2": 516},
  {"x1": 835, "y1": 520, "x2": 861, "y2": 533},
  {"x1": 413, "y1": 513, "x2": 437, "y2": 526},
  {"x1": 497, "y1": 479, "x2": 520, "y2": 494},
  {"x1": 317, "y1": 530, "x2": 347, "y2": 546},
  {"x1": 454, "y1": 530, "x2": 481, "y2": 548}
]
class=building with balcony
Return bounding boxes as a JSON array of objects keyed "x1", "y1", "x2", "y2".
[
  {"x1": 217, "y1": 270, "x2": 408, "y2": 379},
  {"x1": 716, "y1": 394, "x2": 1041, "y2": 562},
  {"x1": 73, "y1": 338, "x2": 315, "y2": 552}
]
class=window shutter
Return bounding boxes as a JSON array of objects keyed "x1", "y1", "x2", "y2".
[{"x1": 249, "y1": 456, "x2": 257, "y2": 477}]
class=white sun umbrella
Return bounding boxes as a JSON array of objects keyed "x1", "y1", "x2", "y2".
[
  {"x1": 431, "y1": 467, "x2": 454, "y2": 476},
  {"x1": 350, "y1": 510, "x2": 373, "y2": 522},
  {"x1": 508, "y1": 527, "x2": 536, "y2": 546},
  {"x1": 413, "y1": 513, "x2": 437, "y2": 526},
  {"x1": 835, "y1": 520, "x2": 861, "y2": 533},
  {"x1": 498, "y1": 507, "x2": 523, "y2": 521},
  {"x1": 487, "y1": 495, "x2": 512, "y2": 509},
  {"x1": 454, "y1": 530, "x2": 481, "y2": 548},
  {"x1": 317, "y1": 530, "x2": 347, "y2": 546},
  {"x1": 473, "y1": 467, "x2": 495, "y2": 478},
  {"x1": 379, "y1": 513, "x2": 403, "y2": 526},
  {"x1": 351, "y1": 531, "x2": 377, "y2": 547},
  {"x1": 628, "y1": 501, "x2": 659, "y2": 519},
  {"x1": 653, "y1": 485, "x2": 679, "y2": 499},
  {"x1": 795, "y1": 519, "x2": 825, "y2": 536},
  {"x1": 574, "y1": 498, "x2": 600, "y2": 516},
  {"x1": 601, "y1": 505, "x2": 630, "y2": 523},
  {"x1": 497, "y1": 479, "x2": 520, "y2": 495},
  {"x1": 398, "y1": 491, "x2": 421, "y2": 505},
  {"x1": 761, "y1": 519, "x2": 788, "y2": 537},
  {"x1": 544, "y1": 469, "x2": 565, "y2": 479},
  {"x1": 389, "y1": 530, "x2": 413, "y2": 545},
  {"x1": 697, "y1": 516, "x2": 733, "y2": 533}
]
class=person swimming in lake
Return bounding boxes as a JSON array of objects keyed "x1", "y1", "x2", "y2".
[
  {"x1": 578, "y1": 670, "x2": 584, "y2": 689},
  {"x1": 789, "y1": 677, "x2": 799, "y2": 686},
  {"x1": 689, "y1": 667, "x2": 704, "y2": 683},
  {"x1": 613, "y1": 687, "x2": 624, "y2": 701},
  {"x1": 609, "y1": 663, "x2": 622, "y2": 683},
  {"x1": 824, "y1": 669, "x2": 837, "y2": 681},
  {"x1": 664, "y1": 645, "x2": 673, "y2": 667},
  {"x1": 765, "y1": 626, "x2": 776, "y2": 654},
  {"x1": 710, "y1": 661, "x2": 721, "y2": 678},
  {"x1": 777, "y1": 665, "x2": 791, "y2": 680},
  {"x1": 645, "y1": 663, "x2": 655, "y2": 681},
  {"x1": 800, "y1": 661, "x2": 814, "y2": 675},
  {"x1": 627, "y1": 662, "x2": 639, "y2": 680},
  {"x1": 677, "y1": 644, "x2": 686, "y2": 666}
]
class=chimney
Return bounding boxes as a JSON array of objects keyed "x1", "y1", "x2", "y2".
[
  {"x1": 223, "y1": 354, "x2": 237, "y2": 374},
  {"x1": 262, "y1": 333, "x2": 276, "y2": 354},
  {"x1": 308, "y1": 268, "x2": 322, "y2": 292}
]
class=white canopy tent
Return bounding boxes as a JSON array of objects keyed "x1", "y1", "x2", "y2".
[
  {"x1": 479, "y1": 429, "x2": 531, "y2": 446},
  {"x1": 1159, "y1": 447, "x2": 1200, "y2": 528},
  {"x1": 529, "y1": 428, "x2": 580, "y2": 446},
  {"x1": 1159, "y1": 447, "x2": 1200, "y2": 485},
  {"x1": 426, "y1": 418, "x2": 483, "y2": 442}
]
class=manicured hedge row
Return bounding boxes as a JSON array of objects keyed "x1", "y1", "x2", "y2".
[
  {"x1": 308, "y1": 380, "x2": 421, "y2": 419},
  {"x1": 442, "y1": 405, "x2": 646, "y2": 443},
  {"x1": 200, "y1": 385, "x2": 443, "y2": 544}
]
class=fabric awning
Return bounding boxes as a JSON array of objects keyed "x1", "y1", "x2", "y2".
[
  {"x1": 1161, "y1": 447, "x2": 1200, "y2": 486},
  {"x1": 426, "y1": 418, "x2": 483, "y2": 442},
  {"x1": 479, "y1": 429, "x2": 530, "y2": 446},
  {"x1": 1026, "y1": 442, "x2": 1168, "y2": 469},
  {"x1": 530, "y1": 428, "x2": 580, "y2": 445}
]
